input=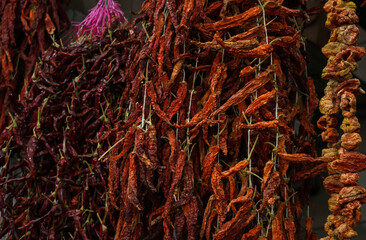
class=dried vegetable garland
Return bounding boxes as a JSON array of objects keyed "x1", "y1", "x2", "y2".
[
  {"x1": 0, "y1": 0, "x2": 70, "y2": 131},
  {"x1": 0, "y1": 26, "x2": 134, "y2": 238},
  {"x1": 0, "y1": 0, "x2": 321, "y2": 239},
  {"x1": 319, "y1": 1, "x2": 366, "y2": 239},
  {"x1": 2, "y1": 0, "x2": 365, "y2": 239},
  {"x1": 0, "y1": 1, "x2": 131, "y2": 238},
  {"x1": 106, "y1": 0, "x2": 321, "y2": 239}
]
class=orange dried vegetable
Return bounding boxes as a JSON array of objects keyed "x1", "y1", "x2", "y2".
[
  {"x1": 278, "y1": 153, "x2": 334, "y2": 163},
  {"x1": 240, "y1": 120, "x2": 279, "y2": 130},
  {"x1": 221, "y1": 160, "x2": 249, "y2": 178},
  {"x1": 245, "y1": 90, "x2": 276, "y2": 117},
  {"x1": 260, "y1": 171, "x2": 280, "y2": 210},
  {"x1": 201, "y1": 6, "x2": 262, "y2": 31},
  {"x1": 211, "y1": 165, "x2": 227, "y2": 225},
  {"x1": 272, "y1": 203, "x2": 286, "y2": 240},
  {"x1": 320, "y1": 1, "x2": 366, "y2": 239},
  {"x1": 241, "y1": 225, "x2": 261, "y2": 240},
  {"x1": 211, "y1": 66, "x2": 274, "y2": 117},
  {"x1": 213, "y1": 201, "x2": 253, "y2": 239},
  {"x1": 329, "y1": 152, "x2": 366, "y2": 173},
  {"x1": 202, "y1": 145, "x2": 220, "y2": 184},
  {"x1": 292, "y1": 163, "x2": 329, "y2": 182},
  {"x1": 284, "y1": 217, "x2": 296, "y2": 240}
]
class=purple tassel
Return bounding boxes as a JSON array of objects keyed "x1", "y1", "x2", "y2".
[{"x1": 75, "y1": 0, "x2": 128, "y2": 37}]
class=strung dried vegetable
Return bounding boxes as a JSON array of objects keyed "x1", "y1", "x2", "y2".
[
  {"x1": 0, "y1": 0, "x2": 349, "y2": 239},
  {"x1": 319, "y1": 1, "x2": 366, "y2": 239},
  {"x1": 0, "y1": 0, "x2": 70, "y2": 131},
  {"x1": 102, "y1": 0, "x2": 321, "y2": 239},
  {"x1": 0, "y1": 1, "x2": 129, "y2": 238}
]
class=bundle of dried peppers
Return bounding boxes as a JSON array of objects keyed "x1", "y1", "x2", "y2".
[
  {"x1": 320, "y1": 1, "x2": 366, "y2": 239},
  {"x1": 0, "y1": 22, "x2": 134, "y2": 239},
  {"x1": 0, "y1": 0, "x2": 70, "y2": 131},
  {"x1": 0, "y1": 1, "x2": 132, "y2": 238},
  {"x1": 1, "y1": 0, "x2": 365, "y2": 239},
  {"x1": 105, "y1": 0, "x2": 321, "y2": 239}
]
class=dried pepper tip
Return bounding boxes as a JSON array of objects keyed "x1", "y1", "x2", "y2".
[{"x1": 75, "y1": 0, "x2": 128, "y2": 37}]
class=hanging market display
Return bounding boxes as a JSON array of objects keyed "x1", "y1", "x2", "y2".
[
  {"x1": 0, "y1": 0, "x2": 366, "y2": 239},
  {"x1": 0, "y1": 0, "x2": 129, "y2": 239},
  {"x1": 106, "y1": 0, "x2": 321, "y2": 239}
]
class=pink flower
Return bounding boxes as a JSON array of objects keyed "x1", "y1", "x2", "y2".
[{"x1": 75, "y1": 0, "x2": 128, "y2": 37}]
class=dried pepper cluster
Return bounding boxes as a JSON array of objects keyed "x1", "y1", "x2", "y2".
[
  {"x1": 0, "y1": 0, "x2": 70, "y2": 131},
  {"x1": 0, "y1": 27, "x2": 133, "y2": 238},
  {"x1": 319, "y1": 1, "x2": 366, "y2": 239},
  {"x1": 3, "y1": 0, "x2": 365, "y2": 239},
  {"x1": 105, "y1": 0, "x2": 322, "y2": 239}
]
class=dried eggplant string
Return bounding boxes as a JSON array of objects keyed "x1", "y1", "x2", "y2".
[{"x1": 319, "y1": 1, "x2": 366, "y2": 239}]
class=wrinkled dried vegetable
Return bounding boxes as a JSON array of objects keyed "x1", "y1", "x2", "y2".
[
  {"x1": 0, "y1": 0, "x2": 347, "y2": 239},
  {"x1": 320, "y1": 1, "x2": 366, "y2": 239}
]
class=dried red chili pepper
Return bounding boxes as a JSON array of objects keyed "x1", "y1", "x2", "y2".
[
  {"x1": 211, "y1": 165, "x2": 227, "y2": 225},
  {"x1": 206, "y1": 209, "x2": 217, "y2": 240},
  {"x1": 147, "y1": 81, "x2": 171, "y2": 124},
  {"x1": 241, "y1": 225, "x2": 261, "y2": 240},
  {"x1": 284, "y1": 217, "x2": 296, "y2": 240},
  {"x1": 166, "y1": 81, "x2": 188, "y2": 120},
  {"x1": 201, "y1": 195, "x2": 215, "y2": 239},
  {"x1": 201, "y1": 6, "x2": 262, "y2": 31},
  {"x1": 211, "y1": 66, "x2": 274, "y2": 117},
  {"x1": 260, "y1": 171, "x2": 280, "y2": 210},
  {"x1": 272, "y1": 203, "x2": 286, "y2": 240},
  {"x1": 221, "y1": 160, "x2": 249, "y2": 178},
  {"x1": 245, "y1": 90, "x2": 276, "y2": 117},
  {"x1": 278, "y1": 153, "x2": 334, "y2": 163},
  {"x1": 183, "y1": 197, "x2": 199, "y2": 240},
  {"x1": 202, "y1": 145, "x2": 220, "y2": 184},
  {"x1": 213, "y1": 190, "x2": 254, "y2": 240}
]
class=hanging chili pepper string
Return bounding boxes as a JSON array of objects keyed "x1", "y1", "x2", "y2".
[
  {"x1": 141, "y1": 61, "x2": 149, "y2": 130},
  {"x1": 177, "y1": 43, "x2": 187, "y2": 139},
  {"x1": 187, "y1": 38, "x2": 199, "y2": 124},
  {"x1": 217, "y1": 36, "x2": 226, "y2": 165},
  {"x1": 247, "y1": 125, "x2": 252, "y2": 188},
  {"x1": 186, "y1": 53, "x2": 198, "y2": 143},
  {"x1": 258, "y1": 4, "x2": 276, "y2": 227},
  {"x1": 258, "y1": 0, "x2": 279, "y2": 173},
  {"x1": 248, "y1": 15, "x2": 264, "y2": 190}
]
